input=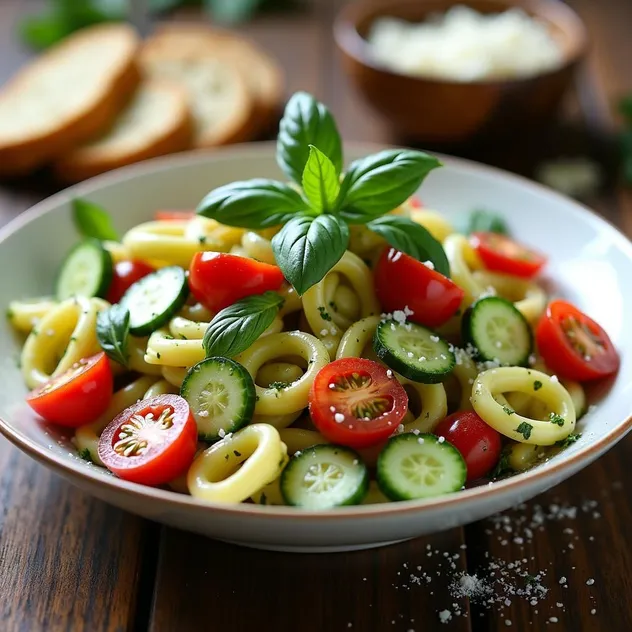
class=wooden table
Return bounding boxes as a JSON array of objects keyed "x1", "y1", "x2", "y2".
[{"x1": 1, "y1": 1, "x2": 631, "y2": 630}]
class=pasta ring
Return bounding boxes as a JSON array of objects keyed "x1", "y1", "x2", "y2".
[
  {"x1": 398, "y1": 379, "x2": 448, "y2": 433},
  {"x1": 8, "y1": 297, "x2": 57, "y2": 334},
  {"x1": 302, "y1": 251, "x2": 379, "y2": 357},
  {"x1": 21, "y1": 296, "x2": 108, "y2": 389},
  {"x1": 472, "y1": 367, "x2": 576, "y2": 445},
  {"x1": 236, "y1": 331, "x2": 330, "y2": 416},
  {"x1": 187, "y1": 424, "x2": 288, "y2": 504},
  {"x1": 251, "y1": 410, "x2": 302, "y2": 431}
]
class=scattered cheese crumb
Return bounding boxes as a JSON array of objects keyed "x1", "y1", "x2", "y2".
[
  {"x1": 334, "y1": 413, "x2": 345, "y2": 423},
  {"x1": 586, "y1": 578, "x2": 594, "y2": 585},
  {"x1": 438, "y1": 610, "x2": 452, "y2": 624},
  {"x1": 218, "y1": 429, "x2": 226, "y2": 438}
]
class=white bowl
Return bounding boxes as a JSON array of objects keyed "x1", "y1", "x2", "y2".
[{"x1": 1, "y1": 142, "x2": 630, "y2": 553}]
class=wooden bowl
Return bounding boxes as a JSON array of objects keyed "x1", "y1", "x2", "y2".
[{"x1": 334, "y1": 0, "x2": 588, "y2": 143}]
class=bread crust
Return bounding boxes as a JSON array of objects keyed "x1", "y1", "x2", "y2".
[{"x1": 0, "y1": 24, "x2": 141, "y2": 177}]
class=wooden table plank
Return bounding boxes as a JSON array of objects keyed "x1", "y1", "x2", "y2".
[
  {"x1": 150, "y1": 532, "x2": 472, "y2": 632},
  {"x1": 0, "y1": 3, "x2": 150, "y2": 631}
]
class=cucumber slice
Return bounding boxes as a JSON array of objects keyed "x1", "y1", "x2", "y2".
[
  {"x1": 377, "y1": 433, "x2": 466, "y2": 501},
  {"x1": 461, "y1": 296, "x2": 533, "y2": 366},
  {"x1": 55, "y1": 239, "x2": 112, "y2": 301},
  {"x1": 120, "y1": 265, "x2": 189, "y2": 336},
  {"x1": 374, "y1": 319, "x2": 455, "y2": 383},
  {"x1": 280, "y1": 445, "x2": 369, "y2": 509},
  {"x1": 181, "y1": 357, "x2": 255, "y2": 441}
]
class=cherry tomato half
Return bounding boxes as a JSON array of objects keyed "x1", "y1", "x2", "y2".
[
  {"x1": 374, "y1": 247, "x2": 464, "y2": 328},
  {"x1": 98, "y1": 394, "x2": 198, "y2": 487},
  {"x1": 154, "y1": 210, "x2": 195, "y2": 221},
  {"x1": 470, "y1": 232, "x2": 547, "y2": 278},
  {"x1": 535, "y1": 299, "x2": 620, "y2": 381},
  {"x1": 26, "y1": 352, "x2": 113, "y2": 428},
  {"x1": 308, "y1": 357, "x2": 408, "y2": 449},
  {"x1": 434, "y1": 411, "x2": 502, "y2": 481},
  {"x1": 189, "y1": 252, "x2": 285, "y2": 312},
  {"x1": 106, "y1": 259, "x2": 155, "y2": 304}
]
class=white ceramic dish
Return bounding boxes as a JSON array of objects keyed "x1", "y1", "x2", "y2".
[{"x1": 1, "y1": 142, "x2": 631, "y2": 553}]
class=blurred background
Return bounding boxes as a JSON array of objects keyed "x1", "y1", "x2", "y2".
[{"x1": 0, "y1": 0, "x2": 630, "y2": 210}]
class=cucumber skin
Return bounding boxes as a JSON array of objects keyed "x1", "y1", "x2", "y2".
[
  {"x1": 373, "y1": 323, "x2": 455, "y2": 384},
  {"x1": 280, "y1": 444, "x2": 370, "y2": 508},
  {"x1": 460, "y1": 296, "x2": 533, "y2": 366},
  {"x1": 376, "y1": 433, "x2": 467, "y2": 502},
  {"x1": 180, "y1": 356, "x2": 256, "y2": 442},
  {"x1": 55, "y1": 239, "x2": 113, "y2": 301},
  {"x1": 121, "y1": 266, "x2": 189, "y2": 336}
]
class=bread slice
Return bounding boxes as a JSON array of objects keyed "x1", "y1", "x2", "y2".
[
  {"x1": 0, "y1": 24, "x2": 140, "y2": 177},
  {"x1": 139, "y1": 36, "x2": 254, "y2": 148},
  {"x1": 148, "y1": 24, "x2": 285, "y2": 136},
  {"x1": 53, "y1": 80, "x2": 193, "y2": 182}
]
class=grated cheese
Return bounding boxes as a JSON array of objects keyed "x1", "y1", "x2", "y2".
[{"x1": 366, "y1": 5, "x2": 563, "y2": 82}]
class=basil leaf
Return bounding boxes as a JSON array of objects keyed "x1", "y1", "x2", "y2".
[
  {"x1": 203, "y1": 0, "x2": 263, "y2": 23},
  {"x1": 302, "y1": 145, "x2": 340, "y2": 212},
  {"x1": 96, "y1": 304, "x2": 130, "y2": 367},
  {"x1": 338, "y1": 150, "x2": 441, "y2": 223},
  {"x1": 72, "y1": 199, "x2": 119, "y2": 241},
  {"x1": 464, "y1": 209, "x2": 509, "y2": 235},
  {"x1": 277, "y1": 92, "x2": 343, "y2": 185},
  {"x1": 203, "y1": 292, "x2": 284, "y2": 358},
  {"x1": 619, "y1": 94, "x2": 632, "y2": 127},
  {"x1": 366, "y1": 216, "x2": 450, "y2": 278},
  {"x1": 196, "y1": 179, "x2": 307, "y2": 228},
  {"x1": 271, "y1": 215, "x2": 349, "y2": 295}
]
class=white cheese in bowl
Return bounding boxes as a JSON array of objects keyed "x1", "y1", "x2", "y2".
[{"x1": 366, "y1": 5, "x2": 564, "y2": 82}]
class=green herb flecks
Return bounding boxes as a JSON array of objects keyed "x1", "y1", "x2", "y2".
[
  {"x1": 555, "y1": 433, "x2": 582, "y2": 448},
  {"x1": 549, "y1": 412, "x2": 565, "y2": 426},
  {"x1": 515, "y1": 422, "x2": 533, "y2": 440},
  {"x1": 533, "y1": 380, "x2": 543, "y2": 391}
]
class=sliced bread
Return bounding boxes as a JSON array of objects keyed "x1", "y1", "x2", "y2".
[
  {"x1": 148, "y1": 24, "x2": 285, "y2": 136},
  {"x1": 139, "y1": 36, "x2": 254, "y2": 148},
  {"x1": 53, "y1": 80, "x2": 193, "y2": 183},
  {"x1": 0, "y1": 24, "x2": 140, "y2": 176}
]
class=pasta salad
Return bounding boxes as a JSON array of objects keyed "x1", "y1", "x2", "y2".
[{"x1": 7, "y1": 92, "x2": 620, "y2": 509}]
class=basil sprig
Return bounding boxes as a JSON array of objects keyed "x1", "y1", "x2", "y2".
[
  {"x1": 72, "y1": 198, "x2": 119, "y2": 241},
  {"x1": 96, "y1": 304, "x2": 130, "y2": 367},
  {"x1": 196, "y1": 91, "x2": 446, "y2": 295},
  {"x1": 203, "y1": 292, "x2": 284, "y2": 358}
]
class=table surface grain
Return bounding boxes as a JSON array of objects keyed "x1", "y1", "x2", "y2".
[{"x1": 0, "y1": 1, "x2": 631, "y2": 631}]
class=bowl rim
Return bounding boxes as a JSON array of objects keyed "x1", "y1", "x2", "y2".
[
  {"x1": 0, "y1": 140, "x2": 630, "y2": 521},
  {"x1": 333, "y1": 0, "x2": 590, "y2": 86}
]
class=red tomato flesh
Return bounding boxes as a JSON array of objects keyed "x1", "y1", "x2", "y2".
[
  {"x1": 189, "y1": 252, "x2": 285, "y2": 312},
  {"x1": 308, "y1": 357, "x2": 408, "y2": 449},
  {"x1": 154, "y1": 210, "x2": 195, "y2": 221},
  {"x1": 106, "y1": 259, "x2": 155, "y2": 304},
  {"x1": 26, "y1": 352, "x2": 113, "y2": 427},
  {"x1": 470, "y1": 232, "x2": 547, "y2": 278},
  {"x1": 535, "y1": 299, "x2": 620, "y2": 381},
  {"x1": 434, "y1": 411, "x2": 502, "y2": 481},
  {"x1": 374, "y1": 247, "x2": 464, "y2": 328},
  {"x1": 98, "y1": 394, "x2": 198, "y2": 487}
]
